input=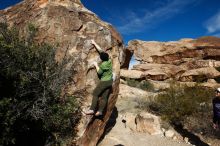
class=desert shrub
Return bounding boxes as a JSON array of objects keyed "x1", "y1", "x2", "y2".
[
  {"x1": 192, "y1": 74, "x2": 208, "y2": 82},
  {"x1": 148, "y1": 81, "x2": 213, "y2": 124},
  {"x1": 215, "y1": 67, "x2": 220, "y2": 83},
  {"x1": 126, "y1": 78, "x2": 154, "y2": 91},
  {"x1": 215, "y1": 67, "x2": 220, "y2": 72},
  {"x1": 139, "y1": 80, "x2": 155, "y2": 91},
  {"x1": 126, "y1": 78, "x2": 140, "y2": 87},
  {"x1": 0, "y1": 23, "x2": 80, "y2": 146},
  {"x1": 134, "y1": 97, "x2": 158, "y2": 113}
]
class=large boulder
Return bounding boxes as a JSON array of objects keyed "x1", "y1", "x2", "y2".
[
  {"x1": 127, "y1": 39, "x2": 195, "y2": 63},
  {"x1": 128, "y1": 37, "x2": 220, "y2": 65},
  {"x1": 135, "y1": 112, "x2": 163, "y2": 135},
  {"x1": 125, "y1": 37, "x2": 220, "y2": 84},
  {"x1": 0, "y1": 0, "x2": 124, "y2": 145},
  {"x1": 118, "y1": 112, "x2": 163, "y2": 135},
  {"x1": 133, "y1": 64, "x2": 185, "y2": 80}
]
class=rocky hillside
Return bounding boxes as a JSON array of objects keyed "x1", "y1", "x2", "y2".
[
  {"x1": 98, "y1": 84, "x2": 193, "y2": 146},
  {"x1": 0, "y1": 0, "x2": 124, "y2": 145},
  {"x1": 122, "y1": 37, "x2": 220, "y2": 89},
  {"x1": 116, "y1": 37, "x2": 220, "y2": 146}
]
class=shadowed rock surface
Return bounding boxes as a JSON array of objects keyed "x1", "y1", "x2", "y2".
[{"x1": 0, "y1": 0, "x2": 124, "y2": 145}]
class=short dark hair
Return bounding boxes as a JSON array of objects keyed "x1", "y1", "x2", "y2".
[{"x1": 100, "y1": 52, "x2": 109, "y2": 61}]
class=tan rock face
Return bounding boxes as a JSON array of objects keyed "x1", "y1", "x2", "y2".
[
  {"x1": 118, "y1": 112, "x2": 163, "y2": 136},
  {"x1": 119, "y1": 84, "x2": 153, "y2": 100},
  {"x1": 179, "y1": 67, "x2": 220, "y2": 82},
  {"x1": 128, "y1": 39, "x2": 194, "y2": 63},
  {"x1": 0, "y1": 0, "x2": 124, "y2": 146},
  {"x1": 126, "y1": 37, "x2": 220, "y2": 83},
  {"x1": 120, "y1": 69, "x2": 144, "y2": 79},
  {"x1": 133, "y1": 64, "x2": 186, "y2": 80}
]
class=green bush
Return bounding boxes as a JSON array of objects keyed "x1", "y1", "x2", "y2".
[
  {"x1": 192, "y1": 74, "x2": 208, "y2": 82},
  {"x1": 148, "y1": 81, "x2": 213, "y2": 124},
  {"x1": 126, "y1": 78, "x2": 140, "y2": 87},
  {"x1": 139, "y1": 80, "x2": 154, "y2": 91},
  {"x1": 215, "y1": 67, "x2": 220, "y2": 83},
  {"x1": 126, "y1": 78, "x2": 154, "y2": 91},
  {"x1": 0, "y1": 23, "x2": 80, "y2": 146},
  {"x1": 215, "y1": 67, "x2": 220, "y2": 72}
]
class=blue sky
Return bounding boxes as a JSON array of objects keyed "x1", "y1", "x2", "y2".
[
  {"x1": 1, "y1": 0, "x2": 220, "y2": 44},
  {"x1": 81, "y1": 0, "x2": 220, "y2": 43}
]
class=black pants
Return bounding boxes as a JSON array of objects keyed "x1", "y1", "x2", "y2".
[{"x1": 90, "y1": 80, "x2": 113, "y2": 113}]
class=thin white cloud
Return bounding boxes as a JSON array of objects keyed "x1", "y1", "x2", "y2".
[
  {"x1": 205, "y1": 11, "x2": 220, "y2": 34},
  {"x1": 116, "y1": 0, "x2": 197, "y2": 35}
]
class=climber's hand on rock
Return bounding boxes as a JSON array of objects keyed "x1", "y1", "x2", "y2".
[
  {"x1": 92, "y1": 61, "x2": 98, "y2": 67},
  {"x1": 87, "y1": 61, "x2": 96, "y2": 69},
  {"x1": 90, "y1": 39, "x2": 95, "y2": 45}
]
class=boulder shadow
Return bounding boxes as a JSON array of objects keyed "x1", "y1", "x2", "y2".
[
  {"x1": 97, "y1": 106, "x2": 118, "y2": 144},
  {"x1": 173, "y1": 123, "x2": 209, "y2": 146}
]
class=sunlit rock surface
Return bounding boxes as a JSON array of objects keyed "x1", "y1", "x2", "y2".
[{"x1": 126, "y1": 37, "x2": 220, "y2": 86}]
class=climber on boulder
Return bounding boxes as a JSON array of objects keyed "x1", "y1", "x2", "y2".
[{"x1": 85, "y1": 40, "x2": 113, "y2": 116}]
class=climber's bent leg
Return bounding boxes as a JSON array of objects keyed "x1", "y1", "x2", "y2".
[
  {"x1": 90, "y1": 80, "x2": 112, "y2": 111},
  {"x1": 98, "y1": 88, "x2": 111, "y2": 114},
  {"x1": 90, "y1": 80, "x2": 113, "y2": 112},
  {"x1": 96, "y1": 80, "x2": 113, "y2": 116}
]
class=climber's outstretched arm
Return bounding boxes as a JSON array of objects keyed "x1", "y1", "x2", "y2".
[{"x1": 91, "y1": 40, "x2": 104, "y2": 53}]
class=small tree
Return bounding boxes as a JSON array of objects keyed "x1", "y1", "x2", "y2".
[{"x1": 0, "y1": 23, "x2": 80, "y2": 146}]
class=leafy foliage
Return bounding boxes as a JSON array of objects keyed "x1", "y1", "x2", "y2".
[{"x1": 0, "y1": 23, "x2": 80, "y2": 146}]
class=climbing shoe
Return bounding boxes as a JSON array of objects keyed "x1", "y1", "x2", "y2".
[
  {"x1": 84, "y1": 109, "x2": 94, "y2": 115},
  {"x1": 95, "y1": 111, "x2": 103, "y2": 116}
]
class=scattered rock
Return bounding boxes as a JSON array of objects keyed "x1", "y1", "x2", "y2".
[
  {"x1": 207, "y1": 79, "x2": 217, "y2": 83},
  {"x1": 121, "y1": 113, "x2": 136, "y2": 130},
  {"x1": 165, "y1": 129, "x2": 175, "y2": 138},
  {"x1": 173, "y1": 136, "x2": 177, "y2": 140},
  {"x1": 135, "y1": 112, "x2": 163, "y2": 135},
  {"x1": 184, "y1": 137, "x2": 189, "y2": 143}
]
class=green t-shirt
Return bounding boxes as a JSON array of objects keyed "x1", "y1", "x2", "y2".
[{"x1": 98, "y1": 60, "x2": 113, "y2": 81}]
